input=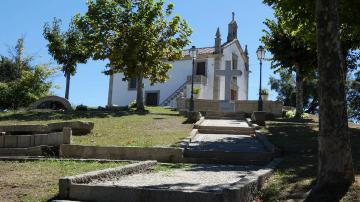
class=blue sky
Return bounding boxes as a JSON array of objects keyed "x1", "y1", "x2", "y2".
[{"x1": 0, "y1": 0, "x2": 276, "y2": 107}]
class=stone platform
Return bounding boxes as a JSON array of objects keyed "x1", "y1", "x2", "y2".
[{"x1": 59, "y1": 161, "x2": 278, "y2": 202}]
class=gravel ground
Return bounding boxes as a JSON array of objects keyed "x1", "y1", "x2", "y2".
[{"x1": 90, "y1": 164, "x2": 260, "y2": 192}]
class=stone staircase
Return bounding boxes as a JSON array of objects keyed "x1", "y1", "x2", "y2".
[
  {"x1": 184, "y1": 119, "x2": 273, "y2": 165},
  {"x1": 204, "y1": 111, "x2": 246, "y2": 120},
  {"x1": 160, "y1": 81, "x2": 187, "y2": 107}
]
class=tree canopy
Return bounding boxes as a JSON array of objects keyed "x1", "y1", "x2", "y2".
[
  {"x1": 0, "y1": 38, "x2": 55, "y2": 110},
  {"x1": 43, "y1": 18, "x2": 90, "y2": 99},
  {"x1": 74, "y1": 0, "x2": 192, "y2": 110}
]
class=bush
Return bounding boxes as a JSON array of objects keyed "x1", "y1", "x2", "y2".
[
  {"x1": 128, "y1": 100, "x2": 137, "y2": 108},
  {"x1": 75, "y1": 104, "x2": 88, "y2": 111},
  {"x1": 261, "y1": 89, "x2": 269, "y2": 95}
]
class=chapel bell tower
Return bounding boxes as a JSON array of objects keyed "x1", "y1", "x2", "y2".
[{"x1": 227, "y1": 12, "x2": 238, "y2": 42}]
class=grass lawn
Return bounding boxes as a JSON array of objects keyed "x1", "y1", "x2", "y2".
[
  {"x1": 258, "y1": 117, "x2": 360, "y2": 201},
  {"x1": 0, "y1": 160, "x2": 128, "y2": 202},
  {"x1": 0, "y1": 160, "x2": 193, "y2": 202},
  {"x1": 0, "y1": 107, "x2": 192, "y2": 147}
]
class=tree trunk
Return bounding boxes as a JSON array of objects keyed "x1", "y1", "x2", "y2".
[
  {"x1": 65, "y1": 72, "x2": 71, "y2": 100},
  {"x1": 312, "y1": 0, "x2": 354, "y2": 197},
  {"x1": 136, "y1": 75, "x2": 145, "y2": 112},
  {"x1": 295, "y1": 63, "x2": 304, "y2": 118}
]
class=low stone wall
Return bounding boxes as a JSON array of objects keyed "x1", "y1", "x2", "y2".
[
  {"x1": 177, "y1": 99, "x2": 283, "y2": 116},
  {"x1": 60, "y1": 145, "x2": 184, "y2": 163},
  {"x1": 59, "y1": 161, "x2": 157, "y2": 199},
  {"x1": 0, "y1": 128, "x2": 71, "y2": 148}
]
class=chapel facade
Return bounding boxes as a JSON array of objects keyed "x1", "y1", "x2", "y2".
[{"x1": 108, "y1": 13, "x2": 249, "y2": 108}]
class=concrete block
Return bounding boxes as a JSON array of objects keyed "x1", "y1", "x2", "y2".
[
  {"x1": 48, "y1": 132, "x2": 61, "y2": 146},
  {"x1": 0, "y1": 135, "x2": 4, "y2": 147},
  {"x1": 34, "y1": 134, "x2": 48, "y2": 146},
  {"x1": 0, "y1": 124, "x2": 49, "y2": 134},
  {"x1": 17, "y1": 135, "x2": 32, "y2": 148},
  {"x1": 4, "y1": 136, "x2": 18, "y2": 148},
  {"x1": 59, "y1": 177, "x2": 72, "y2": 199},
  {"x1": 63, "y1": 128, "x2": 72, "y2": 144},
  {"x1": 251, "y1": 111, "x2": 267, "y2": 126}
]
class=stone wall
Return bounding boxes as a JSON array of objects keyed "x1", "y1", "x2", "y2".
[
  {"x1": 0, "y1": 128, "x2": 72, "y2": 148},
  {"x1": 60, "y1": 145, "x2": 184, "y2": 163},
  {"x1": 177, "y1": 98, "x2": 283, "y2": 116}
]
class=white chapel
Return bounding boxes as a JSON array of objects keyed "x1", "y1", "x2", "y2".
[{"x1": 107, "y1": 13, "x2": 249, "y2": 108}]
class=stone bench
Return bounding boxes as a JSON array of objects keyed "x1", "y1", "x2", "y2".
[
  {"x1": 0, "y1": 128, "x2": 72, "y2": 148},
  {"x1": 0, "y1": 121, "x2": 94, "y2": 136}
]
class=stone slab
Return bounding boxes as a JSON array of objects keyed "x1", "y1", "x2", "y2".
[
  {"x1": 188, "y1": 134, "x2": 267, "y2": 153},
  {"x1": 200, "y1": 119, "x2": 251, "y2": 128},
  {"x1": 34, "y1": 134, "x2": 48, "y2": 146},
  {"x1": 4, "y1": 135, "x2": 17, "y2": 148},
  {"x1": 48, "y1": 121, "x2": 94, "y2": 135},
  {"x1": 0, "y1": 124, "x2": 49, "y2": 134},
  {"x1": 60, "y1": 145, "x2": 184, "y2": 163},
  {"x1": 17, "y1": 135, "x2": 32, "y2": 148},
  {"x1": 67, "y1": 163, "x2": 269, "y2": 202}
]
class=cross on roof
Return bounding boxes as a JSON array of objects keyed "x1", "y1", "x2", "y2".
[{"x1": 215, "y1": 61, "x2": 242, "y2": 102}]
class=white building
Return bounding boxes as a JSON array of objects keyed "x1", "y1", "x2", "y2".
[{"x1": 107, "y1": 13, "x2": 249, "y2": 108}]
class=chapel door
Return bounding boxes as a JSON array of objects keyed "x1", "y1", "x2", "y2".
[
  {"x1": 146, "y1": 92, "x2": 159, "y2": 106},
  {"x1": 231, "y1": 89, "x2": 237, "y2": 101}
]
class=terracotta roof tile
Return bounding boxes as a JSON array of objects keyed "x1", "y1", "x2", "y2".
[{"x1": 182, "y1": 47, "x2": 215, "y2": 57}]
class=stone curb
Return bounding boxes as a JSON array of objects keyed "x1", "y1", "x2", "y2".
[
  {"x1": 254, "y1": 130, "x2": 276, "y2": 153},
  {"x1": 60, "y1": 145, "x2": 184, "y2": 163},
  {"x1": 177, "y1": 129, "x2": 199, "y2": 148},
  {"x1": 59, "y1": 161, "x2": 157, "y2": 199},
  {"x1": 193, "y1": 116, "x2": 205, "y2": 129}
]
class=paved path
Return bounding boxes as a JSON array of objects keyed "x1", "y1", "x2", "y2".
[
  {"x1": 188, "y1": 134, "x2": 267, "y2": 152},
  {"x1": 188, "y1": 119, "x2": 266, "y2": 154}
]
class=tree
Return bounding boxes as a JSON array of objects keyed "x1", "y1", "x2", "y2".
[
  {"x1": 269, "y1": 69, "x2": 319, "y2": 114},
  {"x1": 348, "y1": 70, "x2": 360, "y2": 122},
  {"x1": 310, "y1": 0, "x2": 354, "y2": 199},
  {"x1": 43, "y1": 18, "x2": 90, "y2": 100},
  {"x1": 74, "y1": 0, "x2": 192, "y2": 111},
  {"x1": 0, "y1": 38, "x2": 55, "y2": 110},
  {"x1": 262, "y1": 19, "x2": 317, "y2": 118}
]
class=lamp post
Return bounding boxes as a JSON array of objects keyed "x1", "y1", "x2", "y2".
[
  {"x1": 256, "y1": 45, "x2": 265, "y2": 111},
  {"x1": 189, "y1": 46, "x2": 197, "y2": 112}
]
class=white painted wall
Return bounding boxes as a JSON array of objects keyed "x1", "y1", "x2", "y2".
[
  {"x1": 111, "y1": 59, "x2": 193, "y2": 106},
  {"x1": 220, "y1": 41, "x2": 248, "y2": 100},
  {"x1": 110, "y1": 41, "x2": 249, "y2": 106}
]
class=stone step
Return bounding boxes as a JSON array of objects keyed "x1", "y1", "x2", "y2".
[
  {"x1": 204, "y1": 112, "x2": 246, "y2": 119},
  {"x1": 183, "y1": 150, "x2": 273, "y2": 165},
  {"x1": 0, "y1": 146, "x2": 44, "y2": 156},
  {"x1": 197, "y1": 125, "x2": 255, "y2": 135}
]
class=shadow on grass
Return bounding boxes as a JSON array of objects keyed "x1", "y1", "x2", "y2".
[
  {"x1": 0, "y1": 109, "x2": 185, "y2": 122},
  {"x1": 259, "y1": 118, "x2": 360, "y2": 201}
]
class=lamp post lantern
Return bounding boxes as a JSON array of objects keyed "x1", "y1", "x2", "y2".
[
  {"x1": 189, "y1": 46, "x2": 197, "y2": 112},
  {"x1": 256, "y1": 45, "x2": 265, "y2": 111}
]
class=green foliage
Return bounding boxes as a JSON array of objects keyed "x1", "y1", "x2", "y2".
[
  {"x1": 43, "y1": 19, "x2": 90, "y2": 76},
  {"x1": 74, "y1": 0, "x2": 192, "y2": 110},
  {"x1": 75, "y1": 104, "x2": 88, "y2": 111},
  {"x1": 284, "y1": 109, "x2": 310, "y2": 119},
  {"x1": 193, "y1": 87, "x2": 200, "y2": 95},
  {"x1": 0, "y1": 39, "x2": 55, "y2": 110},
  {"x1": 128, "y1": 100, "x2": 137, "y2": 108},
  {"x1": 262, "y1": 0, "x2": 360, "y2": 70},
  {"x1": 260, "y1": 89, "x2": 269, "y2": 95},
  {"x1": 269, "y1": 69, "x2": 319, "y2": 113},
  {"x1": 348, "y1": 70, "x2": 360, "y2": 122}
]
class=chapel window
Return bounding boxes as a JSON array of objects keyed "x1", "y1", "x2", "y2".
[
  {"x1": 128, "y1": 78, "x2": 137, "y2": 90},
  {"x1": 232, "y1": 54, "x2": 238, "y2": 70},
  {"x1": 196, "y1": 62, "x2": 206, "y2": 76}
]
